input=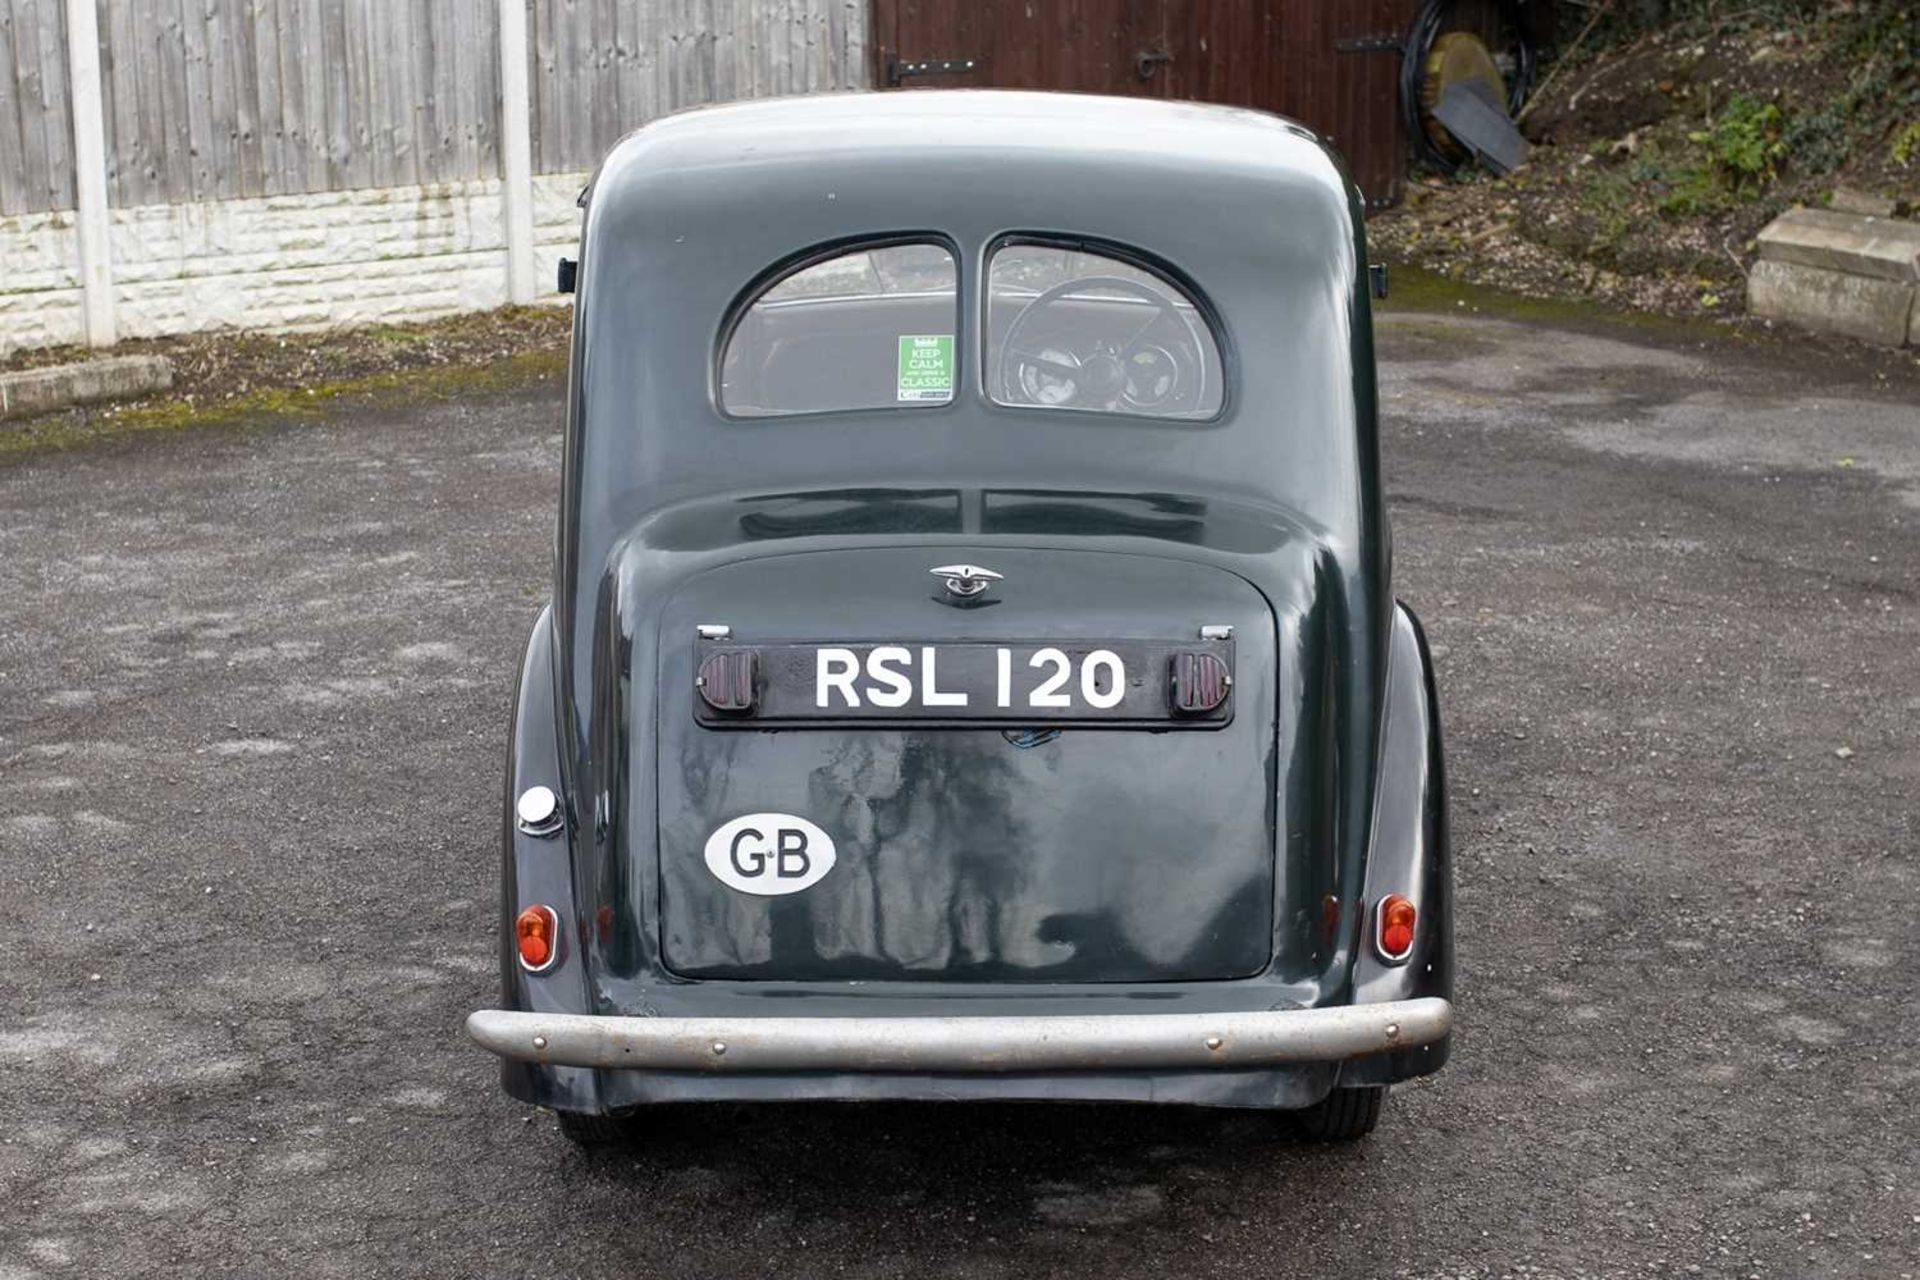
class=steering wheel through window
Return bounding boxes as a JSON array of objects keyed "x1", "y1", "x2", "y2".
[{"x1": 988, "y1": 244, "x2": 1224, "y2": 420}]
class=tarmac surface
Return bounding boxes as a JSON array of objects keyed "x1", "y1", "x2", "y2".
[{"x1": 2, "y1": 312, "x2": 1917, "y2": 1278}]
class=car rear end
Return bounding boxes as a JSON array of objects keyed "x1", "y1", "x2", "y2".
[
  {"x1": 467, "y1": 90, "x2": 1453, "y2": 1141},
  {"x1": 472, "y1": 528, "x2": 1452, "y2": 1129}
]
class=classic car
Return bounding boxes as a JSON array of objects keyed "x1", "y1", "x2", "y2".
[{"x1": 466, "y1": 90, "x2": 1453, "y2": 1144}]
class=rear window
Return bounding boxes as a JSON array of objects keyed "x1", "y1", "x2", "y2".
[
  {"x1": 719, "y1": 243, "x2": 957, "y2": 417},
  {"x1": 986, "y1": 242, "x2": 1224, "y2": 420}
]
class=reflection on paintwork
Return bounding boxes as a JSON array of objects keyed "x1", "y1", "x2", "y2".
[{"x1": 655, "y1": 544, "x2": 1285, "y2": 983}]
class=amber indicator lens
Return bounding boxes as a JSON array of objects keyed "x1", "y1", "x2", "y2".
[
  {"x1": 515, "y1": 904, "x2": 559, "y2": 971},
  {"x1": 1376, "y1": 894, "x2": 1416, "y2": 963}
]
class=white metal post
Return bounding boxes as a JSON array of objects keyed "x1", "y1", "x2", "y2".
[
  {"x1": 498, "y1": 0, "x2": 536, "y2": 304},
  {"x1": 64, "y1": 0, "x2": 115, "y2": 346}
]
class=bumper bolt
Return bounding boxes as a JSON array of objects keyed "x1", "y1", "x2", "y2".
[
  {"x1": 711, "y1": 1041, "x2": 727, "y2": 1056},
  {"x1": 532, "y1": 1035, "x2": 548, "y2": 1050},
  {"x1": 1204, "y1": 1035, "x2": 1223, "y2": 1051},
  {"x1": 1384, "y1": 1023, "x2": 1401, "y2": 1040}
]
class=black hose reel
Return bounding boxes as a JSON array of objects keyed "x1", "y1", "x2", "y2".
[{"x1": 1401, "y1": 0, "x2": 1543, "y2": 176}]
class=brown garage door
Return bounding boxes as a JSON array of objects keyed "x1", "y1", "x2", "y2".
[{"x1": 872, "y1": 0, "x2": 1422, "y2": 207}]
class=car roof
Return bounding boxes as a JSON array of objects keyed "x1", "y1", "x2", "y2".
[{"x1": 582, "y1": 90, "x2": 1340, "y2": 208}]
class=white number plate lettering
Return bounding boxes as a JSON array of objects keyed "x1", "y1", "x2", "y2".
[
  {"x1": 696, "y1": 639, "x2": 1234, "y2": 726},
  {"x1": 816, "y1": 644, "x2": 1127, "y2": 712}
]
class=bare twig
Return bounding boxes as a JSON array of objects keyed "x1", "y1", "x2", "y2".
[
  {"x1": 1520, "y1": 0, "x2": 1620, "y2": 123},
  {"x1": 1569, "y1": 30, "x2": 1651, "y2": 114}
]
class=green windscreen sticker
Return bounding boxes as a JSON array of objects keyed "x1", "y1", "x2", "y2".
[{"x1": 897, "y1": 335, "x2": 954, "y2": 403}]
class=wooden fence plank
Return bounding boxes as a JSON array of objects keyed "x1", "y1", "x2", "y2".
[
  {"x1": 589, "y1": 0, "x2": 613, "y2": 159},
  {"x1": 156, "y1": 0, "x2": 191, "y2": 199},
  {"x1": 290, "y1": 0, "x2": 326, "y2": 194},
  {"x1": 530, "y1": 0, "x2": 547, "y2": 169},
  {"x1": 177, "y1": 0, "x2": 211, "y2": 199},
  {"x1": 124, "y1": 0, "x2": 158, "y2": 203},
  {"x1": 0, "y1": 4, "x2": 30, "y2": 214},
  {"x1": 612, "y1": 0, "x2": 637, "y2": 136},
  {"x1": 39, "y1": 0, "x2": 74, "y2": 210},
  {"x1": 426, "y1": 0, "x2": 454, "y2": 176},
  {"x1": 320, "y1": 0, "x2": 348, "y2": 187},
  {"x1": 243, "y1": 0, "x2": 278, "y2": 195},
  {"x1": 451, "y1": 0, "x2": 477, "y2": 179},
  {"x1": 399, "y1": 0, "x2": 425, "y2": 183},
  {"x1": 96, "y1": 0, "x2": 120, "y2": 194}
]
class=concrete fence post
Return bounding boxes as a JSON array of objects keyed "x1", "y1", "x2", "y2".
[
  {"x1": 65, "y1": 0, "x2": 115, "y2": 347},
  {"x1": 499, "y1": 0, "x2": 536, "y2": 305}
]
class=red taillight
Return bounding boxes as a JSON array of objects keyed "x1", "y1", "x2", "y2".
[
  {"x1": 1375, "y1": 894, "x2": 1416, "y2": 963},
  {"x1": 516, "y1": 904, "x2": 560, "y2": 972}
]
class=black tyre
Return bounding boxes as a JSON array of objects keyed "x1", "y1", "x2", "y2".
[
  {"x1": 555, "y1": 1109, "x2": 635, "y2": 1147},
  {"x1": 1293, "y1": 1086, "x2": 1387, "y2": 1141}
]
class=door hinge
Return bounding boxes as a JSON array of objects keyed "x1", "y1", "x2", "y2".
[
  {"x1": 884, "y1": 52, "x2": 980, "y2": 87},
  {"x1": 1334, "y1": 35, "x2": 1404, "y2": 54}
]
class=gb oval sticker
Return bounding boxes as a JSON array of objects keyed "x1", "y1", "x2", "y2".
[{"x1": 704, "y1": 813, "x2": 837, "y2": 896}]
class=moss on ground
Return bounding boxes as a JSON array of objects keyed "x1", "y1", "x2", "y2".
[
  {"x1": 0, "y1": 347, "x2": 565, "y2": 458},
  {"x1": 1376, "y1": 264, "x2": 1920, "y2": 390}
]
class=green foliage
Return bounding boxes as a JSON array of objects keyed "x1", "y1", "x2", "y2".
[
  {"x1": 1894, "y1": 120, "x2": 1920, "y2": 167},
  {"x1": 1782, "y1": 103, "x2": 1853, "y2": 177},
  {"x1": 1655, "y1": 161, "x2": 1730, "y2": 217},
  {"x1": 1613, "y1": 97, "x2": 1786, "y2": 220},
  {"x1": 1704, "y1": 96, "x2": 1787, "y2": 187}
]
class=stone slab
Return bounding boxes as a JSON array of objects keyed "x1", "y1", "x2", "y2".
[
  {"x1": 1756, "y1": 208, "x2": 1920, "y2": 283},
  {"x1": 1747, "y1": 258, "x2": 1916, "y2": 348},
  {"x1": 1829, "y1": 187, "x2": 1898, "y2": 218},
  {"x1": 0, "y1": 355, "x2": 174, "y2": 420}
]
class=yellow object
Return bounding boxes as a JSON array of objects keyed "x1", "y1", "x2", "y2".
[{"x1": 1420, "y1": 32, "x2": 1508, "y2": 162}]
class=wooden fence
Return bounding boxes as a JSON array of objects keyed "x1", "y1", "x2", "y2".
[
  {"x1": 1, "y1": 0, "x2": 866, "y2": 217},
  {"x1": 97, "y1": 0, "x2": 504, "y2": 207},
  {"x1": 0, "y1": 0, "x2": 865, "y2": 350}
]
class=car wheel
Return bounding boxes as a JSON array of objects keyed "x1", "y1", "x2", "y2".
[
  {"x1": 1293, "y1": 1086, "x2": 1387, "y2": 1141},
  {"x1": 554, "y1": 1110, "x2": 635, "y2": 1147}
]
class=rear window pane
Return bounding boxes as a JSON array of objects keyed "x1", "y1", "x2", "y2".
[
  {"x1": 721, "y1": 244, "x2": 957, "y2": 417},
  {"x1": 986, "y1": 243, "x2": 1223, "y2": 419}
]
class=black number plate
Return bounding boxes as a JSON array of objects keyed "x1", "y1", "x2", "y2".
[{"x1": 694, "y1": 639, "x2": 1233, "y2": 728}]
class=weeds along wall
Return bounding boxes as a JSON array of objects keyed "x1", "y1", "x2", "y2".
[{"x1": 0, "y1": 0, "x2": 868, "y2": 355}]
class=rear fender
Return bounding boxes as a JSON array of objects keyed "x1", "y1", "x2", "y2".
[
  {"x1": 1344, "y1": 601, "x2": 1453, "y2": 1084},
  {"x1": 497, "y1": 606, "x2": 601, "y2": 1109}
]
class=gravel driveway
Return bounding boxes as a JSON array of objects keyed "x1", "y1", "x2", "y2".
[{"x1": 2, "y1": 313, "x2": 1916, "y2": 1279}]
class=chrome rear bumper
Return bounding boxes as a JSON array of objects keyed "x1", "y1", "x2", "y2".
[{"x1": 466, "y1": 998, "x2": 1451, "y2": 1073}]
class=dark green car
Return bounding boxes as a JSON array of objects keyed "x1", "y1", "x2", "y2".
[{"x1": 468, "y1": 90, "x2": 1453, "y2": 1144}]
